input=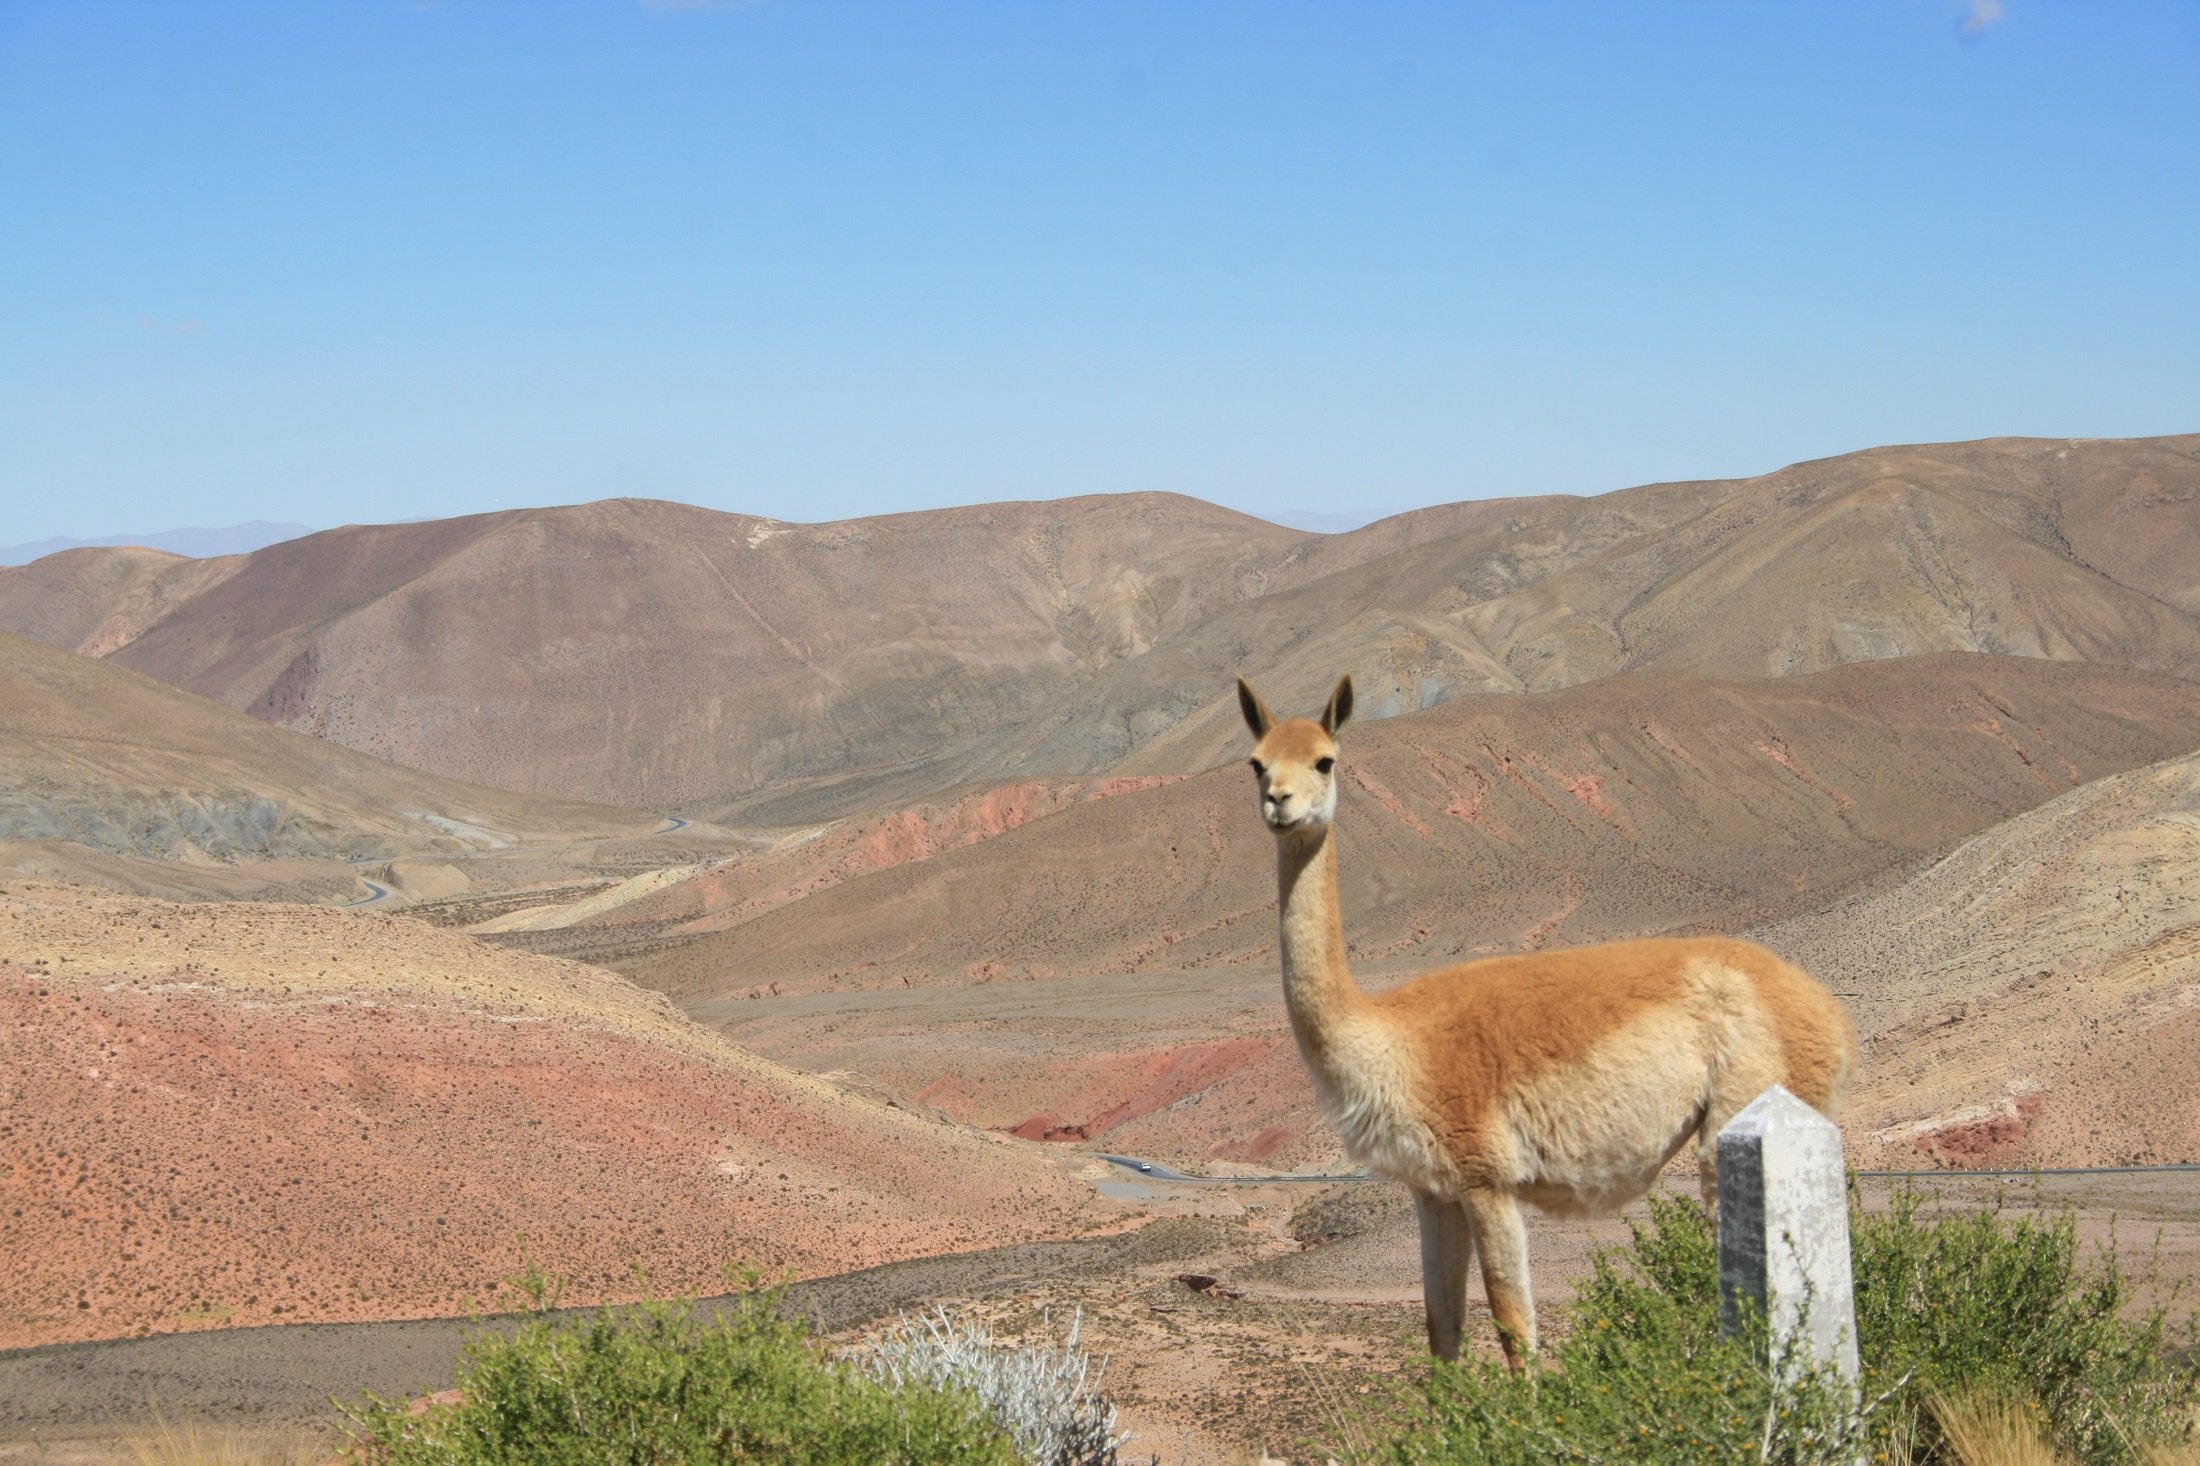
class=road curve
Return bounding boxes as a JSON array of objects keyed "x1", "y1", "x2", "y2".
[
  {"x1": 1098, "y1": 1153, "x2": 1370, "y2": 1185},
  {"x1": 337, "y1": 811, "x2": 689, "y2": 912},
  {"x1": 341, "y1": 874, "x2": 396, "y2": 910}
]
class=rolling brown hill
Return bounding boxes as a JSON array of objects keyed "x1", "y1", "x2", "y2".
[
  {"x1": 967, "y1": 435, "x2": 2200, "y2": 790},
  {"x1": 0, "y1": 495, "x2": 1306, "y2": 809},
  {"x1": 0, "y1": 545, "x2": 244, "y2": 659},
  {"x1": 632, "y1": 654, "x2": 2200, "y2": 1006},
  {"x1": 1754, "y1": 746, "x2": 2200, "y2": 1170},
  {"x1": 446, "y1": 774, "x2": 1186, "y2": 969},
  {"x1": 3, "y1": 436, "x2": 2193, "y2": 822},
  {"x1": 0, "y1": 629, "x2": 653, "y2": 865},
  {"x1": 0, "y1": 883, "x2": 1098, "y2": 1349}
]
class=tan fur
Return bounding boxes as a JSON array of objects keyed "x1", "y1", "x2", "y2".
[{"x1": 1238, "y1": 674, "x2": 1858, "y2": 1370}]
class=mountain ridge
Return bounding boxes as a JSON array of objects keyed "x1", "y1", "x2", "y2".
[{"x1": 3, "y1": 434, "x2": 2193, "y2": 824}]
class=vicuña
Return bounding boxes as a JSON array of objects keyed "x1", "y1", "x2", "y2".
[{"x1": 1237, "y1": 674, "x2": 1856, "y2": 1369}]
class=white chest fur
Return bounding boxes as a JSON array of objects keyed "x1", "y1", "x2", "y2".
[{"x1": 1299, "y1": 1013, "x2": 1451, "y2": 1191}]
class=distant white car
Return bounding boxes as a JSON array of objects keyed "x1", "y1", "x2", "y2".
[{"x1": 1136, "y1": 1162, "x2": 1153, "y2": 1173}]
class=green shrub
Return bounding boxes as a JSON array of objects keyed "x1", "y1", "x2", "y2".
[
  {"x1": 1370, "y1": 1187, "x2": 2198, "y2": 1465},
  {"x1": 1854, "y1": 1186, "x2": 2196, "y2": 1464},
  {"x1": 342, "y1": 1289, "x2": 1018, "y2": 1465},
  {"x1": 1377, "y1": 1192, "x2": 1873, "y2": 1464}
]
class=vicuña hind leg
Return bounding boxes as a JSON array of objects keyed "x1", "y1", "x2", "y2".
[
  {"x1": 1462, "y1": 1187, "x2": 1535, "y2": 1371},
  {"x1": 1696, "y1": 1052, "x2": 1790, "y2": 1214},
  {"x1": 1413, "y1": 1190, "x2": 1474, "y2": 1361}
]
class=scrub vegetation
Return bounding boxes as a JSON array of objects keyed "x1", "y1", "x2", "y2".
[{"x1": 1365, "y1": 1188, "x2": 2199, "y2": 1465}]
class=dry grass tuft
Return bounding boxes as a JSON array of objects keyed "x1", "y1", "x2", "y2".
[
  {"x1": 1929, "y1": 1392, "x2": 2200, "y2": 1466},
  {"x1": 1931, "y1": 1391, "x2": 2064, "y2": 1464},
  {"x1": 125, "y1": 1416, "x2": 331, "y2": 1466},
  {"x1": 2142, "y1": 1445, "x2": 2200, "y2": 1466}
]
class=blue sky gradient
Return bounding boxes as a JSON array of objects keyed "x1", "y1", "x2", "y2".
[{"x1": 2, "y1": 1, "x2": 2195, "y2": 541}]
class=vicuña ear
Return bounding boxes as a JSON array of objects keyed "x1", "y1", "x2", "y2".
[
  {"x1": 1237, "y1": 677, "x2": 1274, "y2": 738},
  {"x1": 1322, "y1": 675, "x2": 1355, "y2": 735}
]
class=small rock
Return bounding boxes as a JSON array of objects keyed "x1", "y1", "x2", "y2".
[{"x1": 406, "y1": 1387, "x2": 466, "y2": 1417}]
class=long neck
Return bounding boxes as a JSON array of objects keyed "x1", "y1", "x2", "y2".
[{"x1": 1275, "y1": 826, "x2": 1366, "y2": 1049}]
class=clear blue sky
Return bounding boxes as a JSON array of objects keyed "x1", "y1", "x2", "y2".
[{"x1": 3, "y1": 1, "x2": 2195, "y2": 542}]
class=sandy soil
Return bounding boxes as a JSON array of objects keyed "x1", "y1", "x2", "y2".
[{"x1": 0, "y1": 884, "x2": 1099, "y2": 1351}]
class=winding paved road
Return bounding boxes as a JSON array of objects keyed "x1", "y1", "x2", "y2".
[{"x1": 341, "y1": 874, "x2": 397, "y2": 909}]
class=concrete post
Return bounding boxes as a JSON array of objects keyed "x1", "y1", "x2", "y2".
[{"x1": 1716, "y1": 1085, "x2": 1859, "y2": 1386}]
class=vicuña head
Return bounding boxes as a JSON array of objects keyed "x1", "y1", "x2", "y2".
[
  {"x1": 1236, "y1": 673, "x2": 1856, "y2": 1370},
  {"x1": 1240, "y1": 673, "x2": 1351, "y2": 834}
]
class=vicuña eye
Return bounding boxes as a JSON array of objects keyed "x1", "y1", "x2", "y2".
[
  {"x1": 1249, "y1": 759, "x2": 1266, "y2": 776},
  {"x1": 1315, "y1": 757, "x2": 1336, "y2": 774}
]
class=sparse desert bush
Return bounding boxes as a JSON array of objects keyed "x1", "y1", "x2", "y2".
[
  {"x1": 342, "y1": 1286, "x2": 1018, "y2": 1464},
  {"x1": 1857, "y1": 1186, "x2": 2196, "y2": 1463},
  {"x1": 1366, "y1": 1187, "x2": 2198, "y2": 1465},
  {"x1": 1371, "y1": 1192, "x2": 1873, "y2": 1464},
  {"x1": 855, "y1": 1306, "x2": 1147, "y2": 1466}
]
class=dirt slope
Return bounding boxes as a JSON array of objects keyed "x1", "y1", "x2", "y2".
[
  {"x1": 1755, "y1": 748, "x2": 2200, "y2": 1170},
  {"x1": 0, "y1": 884, "x2": 1097, "y2": 1350},
  {"x1": 632, "y1": 655, "x2": 2200, "y2": 1007},
  {"x1": 0, "y1": 631, "x2": 652, "y2": 864},
  {"x1": 430, "y1": 775, "x2": 1188, "y2": 978}
]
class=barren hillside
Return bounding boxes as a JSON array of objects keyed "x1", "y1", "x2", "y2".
[
  {"x1": 634, "y1": 654, "x2": 2200, "y2": 1005},
  {"x1": 0, "y1": 884, "x2": 1099, "y2": 1350},
  {"x1": 991, "y1": 435, "x2": 2200, "y2": 785},
  {"x1": 0, "y1": 631, "x2": 652, "y2": 866},
  {"x1": 1, "y1": 495, "x2": 1304, "y2": 808},
  {"x1": 444, "y1": 774, "x2": 1186, "y2": 970},
  {"x1": 0, "y1": 546, "x2": 243, "y2": 659},
  {"x1": 1756, "y1": 748, "x2": 2200, "y2": 1170}
]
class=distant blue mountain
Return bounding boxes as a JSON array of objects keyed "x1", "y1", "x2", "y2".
[
  {"x1": 0, "y1": 521, "x2": 315, "y2": 566},
  {"x1": 1253, "y1": 506, "x2": 1409, "y2": 534}
]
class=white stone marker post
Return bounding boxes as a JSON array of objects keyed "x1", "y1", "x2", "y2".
[{"x1": 1716, "y1": 1085, "x2": 1860, "y2": 1388}]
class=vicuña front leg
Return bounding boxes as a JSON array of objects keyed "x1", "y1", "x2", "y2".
[
  {"x1": 1413, "y1": 1190, "x2": 1474, "y2": 1361},
  {"x1": 1463, "y1": 1187, "x2": 1536, "y2": 1371}
]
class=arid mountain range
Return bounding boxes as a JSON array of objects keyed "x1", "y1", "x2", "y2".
[
  {"x1": 3, "y1": 430, "x2": 2199, "y2": 1416},
  {"x1": 0, "y1": 495, "x2": 1304, "y2": 810},
  {"x1": 4, "y1": 435, "x2": 2195, "y2": 818}
]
